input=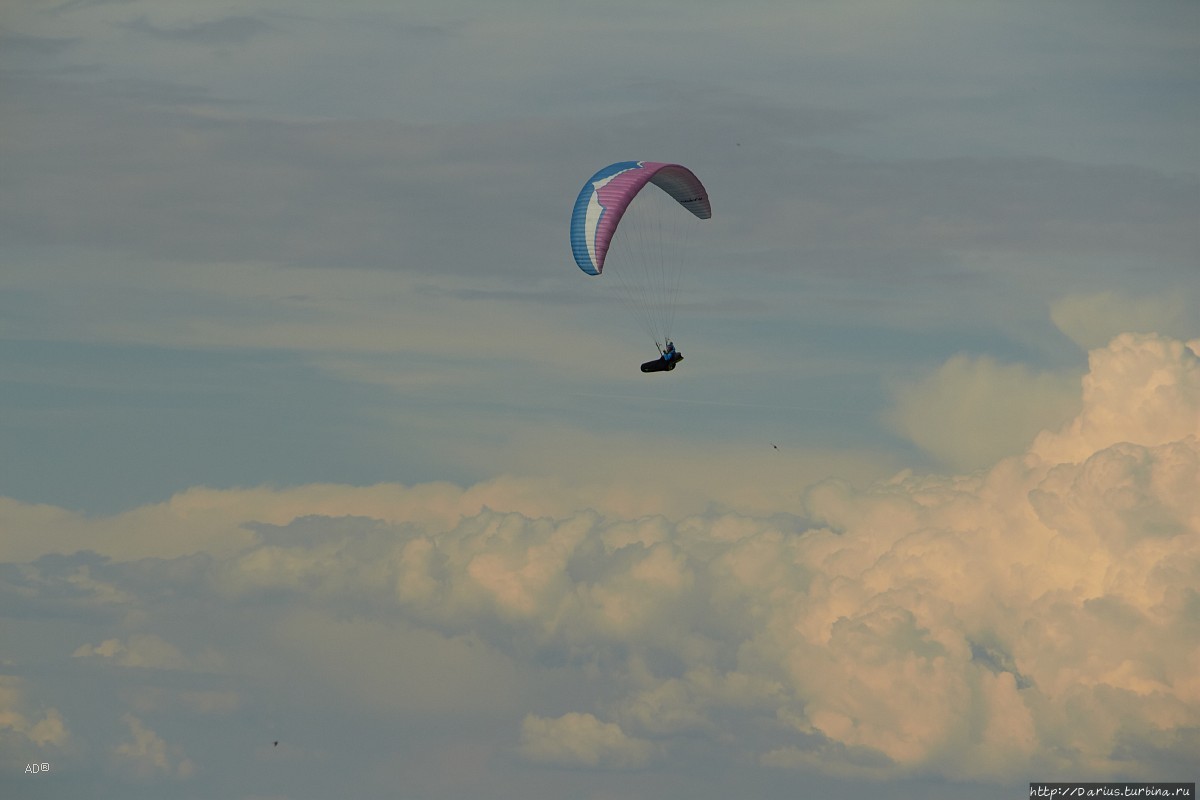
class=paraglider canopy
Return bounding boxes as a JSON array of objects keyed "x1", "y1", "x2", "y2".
[{"x1": 570, "y1": 161, "x2": 711, "y2": 277}]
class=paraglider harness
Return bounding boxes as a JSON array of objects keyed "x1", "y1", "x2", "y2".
[{"x1": 640, "y1": 340, "x2": 683, "y2": 373}]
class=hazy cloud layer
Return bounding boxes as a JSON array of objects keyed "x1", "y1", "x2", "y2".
[
  {"x1": 1051, "y1": 291, "x2": 1200, "y2": 352},
  {"x1": 519, "y1": 712, "x2": 660, "y2": 770},
  {"x1": 112, "y1": 713, "x2": 195, "y2": 780},
  {"x1": 2, "y1": 333, "x2": 1196, "y2": 796},
  {"x1": 3, "y1": 0, "x2": 1196, "y2": 519},
  {"x1": 884, "y1": 353, "x2": 1081, "y2": 470}
]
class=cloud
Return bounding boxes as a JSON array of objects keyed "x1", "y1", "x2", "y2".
[
  {"x1": 519, "y1": 712, "x2": 659, "y2": 770},
  {"x1": 72, "y1": 634, "x2": 223, "y2": 672},
  {"x1": 112, "y1": 713, "x2": 195, "y2": 780},
  {"x1": 126, "y1": 688, "x2": 240, "y2": 715},
  {"x1": 1031, "y1": 332, "x2": 1200, "y2": 464},
  {"x1": 1052, "y1": 291, "x2": 1199, "y2": 352},
  {"x1": 264, "y1": 609, "x2": 523, "y2": 716},
  {"x1": 0, "y1": 676, "x2": 69, "y2": 764},
  {"x1": 885, "y1": 353, "x2": 1081, "y2": 470},
  {"x1": 2, "y1": 332, "x2": 1198, "y2": 789},
  {"x1": 0, "y1": 29, "x2": 77, "y2": 56},
  {"x1": 212, "y1": 332, "x2": 1200, "y2": 781},
  {"x1": 123, "y1": 15, "x2": 272, "y2": 45}
]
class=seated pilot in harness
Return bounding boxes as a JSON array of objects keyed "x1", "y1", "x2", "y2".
[{"x1": 640, "y1": 340, "x2": 683, "y2": 373}]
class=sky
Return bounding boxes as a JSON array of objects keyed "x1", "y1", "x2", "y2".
[{"x1": 0, "y1": 0, "x2": 1198, "y2": 797}]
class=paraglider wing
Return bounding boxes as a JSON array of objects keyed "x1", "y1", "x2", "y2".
[{"x1": 570, "y1": 161, "x2": 711, "y2": 276}]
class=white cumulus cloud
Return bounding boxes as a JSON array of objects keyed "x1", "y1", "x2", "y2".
[
  {"x1": 1031, "y1": 332, "x2": 1200, "y2": 464},
  {"x1": 3, "y1": 332, "x2": 1198, "y2": 787},
  {"x1": 243, "y1": 332, "x2": 1192, "y2": 781}
]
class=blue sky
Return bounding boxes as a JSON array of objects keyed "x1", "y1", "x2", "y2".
[{"x1": 1, "y1": 1, "x2": 1198, "y2": 798}]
